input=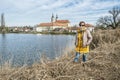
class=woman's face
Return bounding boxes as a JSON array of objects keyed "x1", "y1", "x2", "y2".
[{"x1": 80, "y1": 23, "x2": 85, "y2": 27}]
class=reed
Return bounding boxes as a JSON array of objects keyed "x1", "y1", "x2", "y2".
[{"x1": 0, "y1": 29, "x2": 120, "y2": 80}]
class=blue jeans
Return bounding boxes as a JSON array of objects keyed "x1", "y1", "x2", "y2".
[{"x1": 74, "y1": 52, "x2": 88, "y2": 62}]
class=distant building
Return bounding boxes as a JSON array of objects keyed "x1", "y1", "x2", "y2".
[
  {"x1": 67, "y1": 27, "x2": 78, "y2": 33},
  {"x1": 36, "y1": 14, "x2": 70, "y2": 32},
  {"x1": 9, "y1": 26, "x2": 33, "y2": 32},
  {"x1": 68, "y1": 23, "x2": 94, "y2": 32},
  {"x1": 85, "y1": 23, "x2": 94, "y2": 32}
]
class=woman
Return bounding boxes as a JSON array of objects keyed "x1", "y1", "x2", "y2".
[{"x1": 74, "y1": 21, "x2": 92, "y2": 63}]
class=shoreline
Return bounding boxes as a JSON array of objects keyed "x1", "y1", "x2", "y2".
[{"x1": 0, "y1": 31, "x2": 76, "y2": 35}]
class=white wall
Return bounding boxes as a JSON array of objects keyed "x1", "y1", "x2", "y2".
[
  {"x1": 36, "y1": 27, "x2": 50, "y2": 32},
  {"x1": 36, "y1": 27, "x2": 43, "y2": 32},
  {"x1": 36, "y1": 26, "x2": 68, "y2": 32}
]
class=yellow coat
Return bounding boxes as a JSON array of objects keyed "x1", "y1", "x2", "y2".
[{"x1": 75, "y1": 28, "x2": 92, "y2": 53}]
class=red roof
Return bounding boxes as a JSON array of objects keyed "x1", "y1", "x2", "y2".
[
  {"x1": 39, "y1": 23, "x2": 52, "y2": 26},
  {"x1": 55, "y1": 20, "x2": 70, "y2": 23},
  {"x1": 85, "y1": 24, "x2": 94, "y2": 27},
  {"x1": 38, "y1": 19, "x2": 70, "y2": 27},
  {"x1": 38, "y1": 22, "x2": 68, "y2": 27},
  {"x1": 53, "y1": 23, "x2": 68, "y2": 26}
]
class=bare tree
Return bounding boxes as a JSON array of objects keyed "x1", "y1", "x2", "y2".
[
  {"x1": 98, "y1": 7, "x2": 120, "y2": 29},
  {"x1": 98, "y1": 16, "x2": 112, "y2": 27}
]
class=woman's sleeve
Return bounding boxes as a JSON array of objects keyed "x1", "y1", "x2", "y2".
[{"x1": 87, "y1": 30, "x2": 92, "y2": 45}]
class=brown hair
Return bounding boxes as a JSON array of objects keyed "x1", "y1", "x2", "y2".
[{"x1": 79, "y1": 21, "x2": 85, "y2": 26}]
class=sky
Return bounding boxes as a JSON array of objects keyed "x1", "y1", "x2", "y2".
[{"x1": 0, "y1": 0, "x2": 120, "y2": 26}]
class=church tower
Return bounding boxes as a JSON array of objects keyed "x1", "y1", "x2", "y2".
[
  {"x1": 56, "y1": 14, "x2": 58, "y2": 21},
  {"x1": 51, "y1": 13, "x2": 54, "y2": 22}
]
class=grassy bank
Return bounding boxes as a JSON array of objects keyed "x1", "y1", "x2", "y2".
[{"x1": 0, "y1": 29, "x2": 120, "y2": 80}]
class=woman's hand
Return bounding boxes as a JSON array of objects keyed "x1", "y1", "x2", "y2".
[
  {"x1": 83, "y1": 43, "x2": 89, "y2": 47},
  {"x1": 86, "y1": 43, "x2": 89, "y2": 46}
]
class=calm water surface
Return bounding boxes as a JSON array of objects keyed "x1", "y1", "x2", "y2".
[{"x1": 0, "y1": 34, "x2": 75, "y2": 66}]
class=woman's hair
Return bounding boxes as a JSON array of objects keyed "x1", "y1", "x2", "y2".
[{"x1": 79, "y1": 21, "x2": 85, "y2": 26}]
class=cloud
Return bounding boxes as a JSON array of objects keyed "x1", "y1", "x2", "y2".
[{"x1": 0, "y1": 0, "x2": 120, "y2": 26}]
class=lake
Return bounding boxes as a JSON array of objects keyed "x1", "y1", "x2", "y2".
[{"x1": 0, "y1": 34, "x2": 75, "y2": 66}]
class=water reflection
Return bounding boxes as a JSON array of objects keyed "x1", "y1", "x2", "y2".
[
  {"x1": 1, "y1": 34, "x2": 6, "y2": 54},
  {"x1": 0, "y1": 34, "x2": 12, "y2": 66},
  {"x1": 0, "y1": 34, "x2": 75, "y2": 66}
]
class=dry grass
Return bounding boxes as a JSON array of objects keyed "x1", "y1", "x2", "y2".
[{"x1": 0, "y1": 29, "x2": 120, "y2": 80}]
